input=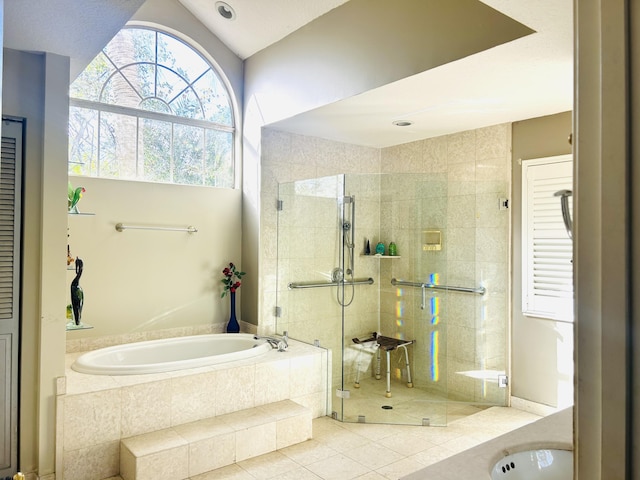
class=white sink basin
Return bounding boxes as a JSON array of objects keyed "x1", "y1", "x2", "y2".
[{"x1": 491, "y1": 449, "x2": 572, "y2": 479}]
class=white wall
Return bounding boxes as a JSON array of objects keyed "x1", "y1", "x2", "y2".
[
  {"x1": 3, "y1": 1, "x2": 246, "y2": 472},
  {"x1": 511, "y1": 112, "x2": 573, "y2": 408},
  {"x1": 3, "y1": 48, "x2": 70, "y2": 477},
  {"x1": 66, "y1": 177, "x2": 242, "y2": 339},
  {"x1": 243, "y1": 0, "x2": 532, "y2": 127},
  {"x1": 63, "y1": 0, "x2": 246, "y2": 340},
  {"x1": 242, "y1": 0, "x2": 533, "y2": 329},
  {"x1": 574, "y1": 1, "x2": 632, "y2": 476}
]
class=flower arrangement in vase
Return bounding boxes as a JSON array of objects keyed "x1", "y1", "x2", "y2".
[{"x1": 221, "y1": 262, "x2": 245, "y2": 333}]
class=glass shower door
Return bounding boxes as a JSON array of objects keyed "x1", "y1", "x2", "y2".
[
  {"x1": 276, "y1": 171, "x2": 508, "y2": 427},
  {"x1": 275, "y1": 175, "x2": 348, "y2": 419},
  {"x1": 339, "y1": 173, "x2": 452, "y2": 426},
  {"x1": 413, "y1": 171, "x2": 509, "y2": 420}
]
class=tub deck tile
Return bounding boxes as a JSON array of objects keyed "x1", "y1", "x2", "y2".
[{"x1": 120, "y1": 400, "x2": 312, "y2": 479}]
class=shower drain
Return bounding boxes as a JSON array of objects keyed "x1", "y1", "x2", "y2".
[{"x1": 381, "y1": 405, "x2": 393, "y2": 410}]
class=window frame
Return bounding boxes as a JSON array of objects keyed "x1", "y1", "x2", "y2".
[{"x1": 68, "y1": 25, "x2": 237, "y2": 189}]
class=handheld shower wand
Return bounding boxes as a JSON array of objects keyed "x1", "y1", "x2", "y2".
[
  {"x1": 554, "y1": 189, "x2": 573, "y2": 239},
  {"x1": 339, "y1": 195, "x2": 356, "y2": 274},
  {"x1": 337, "y1": 195, "x2": 356, "y2": 306}
]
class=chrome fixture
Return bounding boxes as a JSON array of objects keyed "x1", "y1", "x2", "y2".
[
  {"x1": 254, "y1": 331, "x2": 288, "y2": 352},
  {"x1": 391, "y1": 278, "x2": 486, "y2": 310},
  {"x1": 115, "y1": 223, "x2": 197, "y2": 233},
  {"x1": 288, "y1": 277, "x2": 374, "y2": 289},
  {"x1": 337, "y1": 195, "x2": 356, "y2": 306},
  {"x1": 554, "y1": 189, "x2": 573, "y2": 239}
]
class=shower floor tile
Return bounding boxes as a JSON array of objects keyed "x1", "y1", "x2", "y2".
[{"x1": 338, "y1": 376, "x2": 488, "y2": 426}]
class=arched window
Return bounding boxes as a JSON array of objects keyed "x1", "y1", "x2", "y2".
[{"x1": 69, "y1": 27, "x2": 235, "y2": 188}]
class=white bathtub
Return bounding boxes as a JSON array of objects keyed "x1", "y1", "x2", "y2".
[{"x1": 71, "y1": 333, "x2": 272, "y2": 375}]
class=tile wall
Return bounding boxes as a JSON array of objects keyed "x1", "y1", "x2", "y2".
[
  {"x1": 260, "y1": 123, "x2": 511, "y2": 405},
  {"x1": 379, "y1": 125, "x2": 511, "y2": 403},
  {"x1": 260, "y1": 131, "x2": 381, "y2": 391}
]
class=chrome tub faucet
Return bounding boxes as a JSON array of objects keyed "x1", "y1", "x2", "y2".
[{"x1": 255, "y1": 331, "x2": 288, "y2": 352}]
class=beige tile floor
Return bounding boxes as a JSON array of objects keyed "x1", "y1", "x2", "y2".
[
  {"x1": 188, "y1": 406, "x2": 542, "y2": 480},
  {"x1": 105, "y1": 376, "x2": 539, "y2": 480}
]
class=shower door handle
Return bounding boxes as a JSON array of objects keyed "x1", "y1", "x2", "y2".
[{"x1": 420, "y1": 284, "x2": 426, "y2": 310}]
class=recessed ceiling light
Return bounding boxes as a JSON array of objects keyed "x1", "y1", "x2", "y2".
[
  {"x1": 215, "y1": 1, "x2": 236, "y2": 20},
  {"x1": 392, "y1": 120, "x2": 413, "y2": 127}
]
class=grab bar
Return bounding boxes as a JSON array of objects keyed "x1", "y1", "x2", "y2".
[
  {"x1": 115, "y1": 223, "x2": 198, "y2": 233},
  {"x1": 288, "y1": 277, "x2": 374, "y2": 290},
  {"x1": 391, "y1": 278, "x2": 486, "y2": 310},
  {"x1": 391, "y1": 278, "x2": 486, "y2": 295}
]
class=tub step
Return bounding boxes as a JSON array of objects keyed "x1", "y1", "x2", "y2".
[{"x1": 119, "y1": 399, "x2": 312, "y2": 480}]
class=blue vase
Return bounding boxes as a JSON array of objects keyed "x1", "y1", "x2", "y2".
[{"x1": 226, "y1": 292, "x2": 240, "y2": 333}]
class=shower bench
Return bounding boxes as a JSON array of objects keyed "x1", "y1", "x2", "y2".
[{"x1": 352, "y1": 332, "x2": 415, "y2": 397}]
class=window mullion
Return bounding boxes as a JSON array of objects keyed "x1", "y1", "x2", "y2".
[
  {"x1": 97, "y1": 110, "x2": 101, "y2": 177},
  {"x1": 170, "y1": 123, "x2": 175, "y2": 183},
  {"x1": 202, "y1": 128, "x2": 206, "y2": 186},
  {"x1": 70, "y1": 99, "x2": 234, "y2": 133},
  {"x1": 136, "y1": 117, "x2": 140, "y2": 179},
  {"x1": 154, "y1": 31, "x2": 159, "y2": 99}
]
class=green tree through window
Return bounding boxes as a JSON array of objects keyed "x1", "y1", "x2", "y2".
[{"x1": 69, "y1": 27, "x2": 235, "y2": 188}]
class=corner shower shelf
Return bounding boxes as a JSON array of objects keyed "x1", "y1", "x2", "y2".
[
  {"x1": 361, "y1": 254, "x2": 401, "y2": 258},
  {"x1": 68, "y1": 212, "x2": 95, "y2": 216}
]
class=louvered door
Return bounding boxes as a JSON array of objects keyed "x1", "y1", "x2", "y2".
[
  {"x1": 522, "y1": 155, "x2": 573, "y2": 321},
  {"x1": 0, "y1": 119, "x2": 22, "y2": 478}
]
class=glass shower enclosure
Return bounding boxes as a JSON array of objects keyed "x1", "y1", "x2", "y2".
[{"x1": 276, "y1": 173, "x2": 507, "y2": 426}]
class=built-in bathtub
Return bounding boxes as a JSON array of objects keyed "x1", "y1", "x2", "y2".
[
  {"x1": 60, "y1": 335, "x2": 330, "y2": 480},
  {"x1": 71, "y1": 333, "x2": 272, "y2": 375}
]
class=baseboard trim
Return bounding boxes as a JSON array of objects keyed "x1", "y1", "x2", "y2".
[{"x1": 510, "y1": 396, "x2": 564, "y2": 416}]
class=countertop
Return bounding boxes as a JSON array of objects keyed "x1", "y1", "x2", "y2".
[{"x1": 402, "y1": 407, "x2": 573, "y2": 480}]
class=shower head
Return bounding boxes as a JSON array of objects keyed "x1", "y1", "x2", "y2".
[
  {"x1": 554, "y1": 189, "x2": 572, "y2": 197},
  {"x1": 554, "y1": 189, "x2": 573, "y2": 239}
]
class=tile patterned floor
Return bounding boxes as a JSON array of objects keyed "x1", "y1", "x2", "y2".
[
  {"x1": 339, "y1": 376, "x2": 487, "y2": 426},
  {"x1": 189, "y1": 406, "x2": 542, "y2": 480}
]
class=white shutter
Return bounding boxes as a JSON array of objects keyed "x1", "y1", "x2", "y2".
[
  {"x1": 522, "y1": 155, "x2": 573, "y2": 321},
  {"x1": 0, "y1": 135, "x2": 17, "y2": 321},
  {"x1": 0, "y1": 118, "x2": 22, "y2": 477}
]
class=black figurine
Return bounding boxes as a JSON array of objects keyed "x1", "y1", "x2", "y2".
[{"x1": 71, "y1": 258, "x2": 84, "y2": 325}]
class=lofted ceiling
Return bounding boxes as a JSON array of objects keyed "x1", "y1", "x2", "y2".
[
  {"x1": 177, "y1": 0, "x2": 352, "y2": 60},
  {"x1": 261, "y1": 0, "x2": 574, "y2": 147},
  {"x1": 176, "y1": 0, "x2": 572, "y2": 147},
  {"x1": 3, "y1": 0, "x2": 147, "y2": 79},
  {"x1": 3, "y1": 0, "x2": 572, "y2": 148}
]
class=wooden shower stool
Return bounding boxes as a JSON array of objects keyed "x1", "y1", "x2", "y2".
[{"x1": 352, "y1": 332, "x2": 415, "y2": 398}]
